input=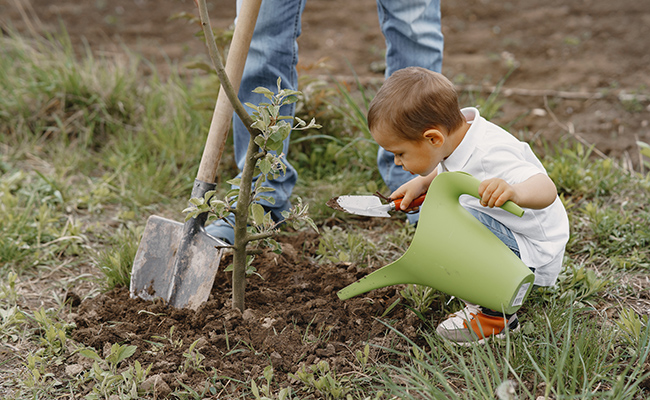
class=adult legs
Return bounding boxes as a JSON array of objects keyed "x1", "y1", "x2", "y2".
[
  {"x1": 207, "y1": 0, "x2": 306, "y2": 243},
  {"x1": 375, "y1": 0, "x2": 443, "y2": 223},
  {"x1": 233, "y1": 0, "x2": 306, "y2": 219}
]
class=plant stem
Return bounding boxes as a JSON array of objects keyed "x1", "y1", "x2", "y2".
[
  {"x1": 231, "y1": 134, "x2": 260, "y2": 311},
  {"x1": 195, "y1": 0, "x2": 262, "y2": 311}
]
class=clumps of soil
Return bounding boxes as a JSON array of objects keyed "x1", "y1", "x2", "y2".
[{"x1": 70, "y1": 230, "x2": 427, "y2": 393}]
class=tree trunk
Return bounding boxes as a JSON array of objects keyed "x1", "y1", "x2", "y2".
[{"x1": 231, "y1": 134, "x2": 260, "y2": 311}]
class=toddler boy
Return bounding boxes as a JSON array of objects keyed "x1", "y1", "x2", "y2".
[{"x1": 367, "y1": 67, "x2": 570, "y2": 345}]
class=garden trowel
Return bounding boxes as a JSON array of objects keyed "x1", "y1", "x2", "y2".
[
  {"x1": 327, "y1": 193, "x2": 426, "y2": 217},
  {"x1": 129, "y1": 0, "x2": 262, "y2": 310}
]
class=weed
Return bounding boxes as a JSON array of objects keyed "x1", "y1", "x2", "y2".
[
  {"x1": 316, "y1": 225, "x2": 377, "y2": 266},
  {"x1": 400, "y1": 284, "x2": 445, "y2": 318},
  {"x1": 79, "y1": 343, "x2": 151, "y2": 399},
  {"x1": 30, "y1": 307, "x2": 72, "y2": 357},
  {"x1": 94, "y1": 225, "x2": 141, "y2": 290},
  {"x1": 182, "y1": 338, "x2": 206, "y2": 373},
  {"x1": 0, "y1": 304, "x2": 26, "y2": 344},
  {"x1": 151, "y1": 325, "x2": 183, "y2": 350},
  {"x1": 290, "y1": 360, "x2": 348, "y2": 399},
  {"x1": 617, "y1": 308, "x2": 650, "y2": 351},
  {"x1": 552, "y1": 261, "x2": 611, "y2": 304},
  {"x1": 250, "y1": 365, "x2": 293, "y2": 400},
  {"x1": 0, "y1": 271, "x2": 19, "y2": 304}
]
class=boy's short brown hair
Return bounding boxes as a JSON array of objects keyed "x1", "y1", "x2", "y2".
[{"x1": 367, "y1": 67, "x2": 465, "y2": 141}]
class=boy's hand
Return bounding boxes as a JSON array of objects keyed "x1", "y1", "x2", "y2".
[
  {"x1": 479, "y1": 174, "x2": 557, "y2": 210},
  {"x1": 478, "y1": 178, "x2": 516, "y2": 208},
  {"x1": 390, "y1": 175, "x2": 432, "y2": 210}
]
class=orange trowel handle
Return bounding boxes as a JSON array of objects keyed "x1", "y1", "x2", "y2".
[{"x1": 392, "y1": 193, "x2": 427, "y2": 212}]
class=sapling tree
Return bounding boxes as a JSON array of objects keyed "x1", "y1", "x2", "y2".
[{"x1": 184, "y1": 0, "x2": 320, "y2": 311}]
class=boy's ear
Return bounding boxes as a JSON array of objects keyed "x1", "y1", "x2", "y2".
[{"x1": 422, "y1": 128, "x2": 445, "y2": 147}]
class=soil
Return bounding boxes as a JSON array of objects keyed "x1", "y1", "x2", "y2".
[
  {"x1": 3, "y1": 0, "x2": 650, "y2": 396},
  {"x1": 69, "y1": 228, "x2": 431, "y2": 396}
]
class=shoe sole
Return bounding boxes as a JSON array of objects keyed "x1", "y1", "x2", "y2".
[{"x1": 443, "y1": 324, "x2": 521, "y2": 347}]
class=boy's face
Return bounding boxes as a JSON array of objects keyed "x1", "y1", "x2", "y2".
[{"x1": 372, "y1": 126, "x2": 445, "y2": 176}]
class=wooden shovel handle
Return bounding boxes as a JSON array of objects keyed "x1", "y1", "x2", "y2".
[{"x1": 196, "y1": 0, "x2": 262, "y2": 183}]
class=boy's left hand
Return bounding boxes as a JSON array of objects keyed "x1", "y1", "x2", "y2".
[{"x1": 478, "y1": 178, "x2": 516, "y2": 208}]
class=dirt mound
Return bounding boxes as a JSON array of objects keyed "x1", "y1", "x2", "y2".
[{"x1": 70, "y1": 231, "x2": 428, "y2": 393}]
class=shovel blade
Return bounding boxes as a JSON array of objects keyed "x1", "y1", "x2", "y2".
[
  {"x1": 130, "y1": 215, "x2": 227, "y2": 310},
  {"x1": 327, "y1": 195, "x2": 391, "y2": 218}
]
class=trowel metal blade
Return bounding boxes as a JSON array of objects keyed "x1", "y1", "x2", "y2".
[{"x1": 327, "y1": 195, "x2": 391, "y2": 217}]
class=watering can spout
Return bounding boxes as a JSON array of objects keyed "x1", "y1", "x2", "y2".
[{"x1": 337, "y1": 171, "x2": 534, "y2": 315}]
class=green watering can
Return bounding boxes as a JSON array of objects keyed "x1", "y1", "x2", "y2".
[{"x1": 337, "y1": 171, "x2": 535, "y2": 314}]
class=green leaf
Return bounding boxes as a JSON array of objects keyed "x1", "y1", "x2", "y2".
[
  {"x1": 256, "y1": 195, "x2": 276, "y2": 205},
  {"x1": 244, "y1": 102, "x2": 260, "y2": 112},
  {"x1": 225, "y1": 188, "x2": 240, "y2": 199},
  {"x1": 269, "y1": 125, "x2": 289, "y2": 143},
  {"x1": 282, "y1": 95, "x2": 299, "y2": 105},
  {"x1": 203, "y1": 190, "x2": 216, "y2": 201},
  {"x1": 269, "y1": 105, "x2": 280, "y2": 119},
  {"x1": 252, "y1": 86, "x2": 275, "y2": 99},
  {"x1": 113, "y1": 344, "x2": 137, "y2": 364},
  {"x1": 251, "y1": 379, "x2": 260, "y2": 398},
  {"x1": 189, "y1": 197, "x2": 203, "y2": 206},
  {"x1": 258, "y1": 158, "x2": 272, "y2": 176},
  {"x1": 226, "y1": 178, "x2": 242, "y2": 187},
  {"x1": 254, "y1": 135, "x2": 266, "y2": 149},
  {"x1": 251, "y1": 119, "x2": 268, "y2": 132},
  {"x1": 305, "y1": 216, "x2": 319, "y2": 233},
  {"x1": 79, "y1": 348, "x2": 103, "y2": 362},
  {"x1": 251, "y1": 203, "x2": 265, "y2": 226}
]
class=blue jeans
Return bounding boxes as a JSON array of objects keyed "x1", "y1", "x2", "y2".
[
  {"x1": 375, "y1": 0, "x2": 444, "y2": 223},
  {"x1": 465, "y1": 208, "x2": 521, "y2": 259},
  {"x1": 233, "y1": 0, "x2": 443, "y2": 221}
]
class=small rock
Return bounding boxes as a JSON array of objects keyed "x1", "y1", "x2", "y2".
[
  {"x1": 316, "y1": 343, "x2": 336, "y2": 357},
  {"x1": 194, "y1": 337, "x2": 208, "y2": 349},
  {"x1": 65, "y1": 364, "x2": 85, "y2": 376},
  {"x1": 224, "y1": 308, "x2": 242, "y2": 321},
  {"x1": 242, "y1": 309, "x2": 256, "y2": 321},
  {"x1": 531, "y1": 108, "x2": 547, "y2": 117},
  {"x1": 262, "y1": 317, "x2": 276, "y2": 329},
  {"x1": 141, "y1": 375, "x2": 172, "y2": 398}
]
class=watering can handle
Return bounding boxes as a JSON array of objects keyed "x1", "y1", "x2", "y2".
[{"x1": 444, "y1": 171, "x2": 525, "y2": 218}]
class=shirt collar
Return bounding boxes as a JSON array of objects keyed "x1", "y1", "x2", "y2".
[{"x1": 440, "y1": 107, "x2": 481, "y2": 172}]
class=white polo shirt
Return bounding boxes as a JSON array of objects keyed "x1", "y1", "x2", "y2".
[{"x1": 439, "y1": 107, "x2": 570, "y2": 286}]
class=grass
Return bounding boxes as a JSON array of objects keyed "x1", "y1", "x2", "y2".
[
  {"x1": 379, "y1": 302, "x2": 650, "y2": 399},
  {"x1": 1, "y1": 27, "x2": 649, "y2": 399}
]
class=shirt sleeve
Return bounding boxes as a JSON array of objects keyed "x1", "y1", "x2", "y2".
[{"x1": 478, "y1": 143, "x2": 547, "y2": 184}]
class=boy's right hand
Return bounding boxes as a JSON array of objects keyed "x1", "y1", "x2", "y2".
[{"x1": 390, "y1": 174, "x2": 433, "y2": 210}]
